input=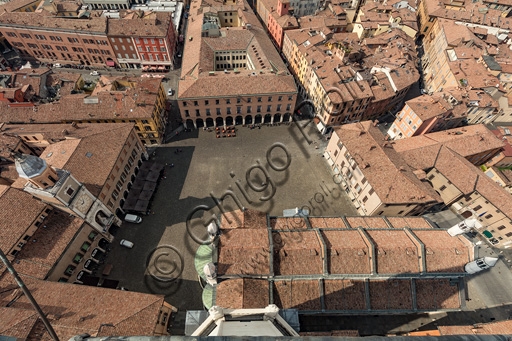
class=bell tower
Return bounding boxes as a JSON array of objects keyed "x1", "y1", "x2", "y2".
[
  {"x1": 14, "y1": 153, "x2": 116, "y2": 239},
  {"x1": 13, "y1": 152, "x2": 59, "y2": 189}
]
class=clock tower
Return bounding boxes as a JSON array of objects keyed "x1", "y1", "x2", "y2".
[{"x1": 13, "y1": 153, "x2": 116, "y2": 240}]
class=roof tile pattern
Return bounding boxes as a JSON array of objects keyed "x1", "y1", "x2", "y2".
[
  {"x1": 413, "y1": 231, "x2": 468, "y2": 273},
  {"x1": 218, "y1": 228, "x2": 270, "y2": 275},
  {"x1": 273, "y1": 280, "x2": 321, "y2": 310},
  {"x1": 368, "y1": 279, "x2": 413, "y2": 310},
  {"x1": 272, "y1": 231, "x2": 323, "y2": 275},
  {"x1": 366, "y1": 230, "x2": 420, "y2": 274},
  {"x1": 321, "y1": 230, "x2": 370, "y2": 274},
  {"x1": 323, "y1": 280, "x2": 367, "y2": 310},
  {"x1": 0, "y1": 186, "x2": 46, "y2": 252}
]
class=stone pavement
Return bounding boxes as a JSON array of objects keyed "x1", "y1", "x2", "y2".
[{"x1": 100, "y1": 123, "x2": 358, "y2": 330}]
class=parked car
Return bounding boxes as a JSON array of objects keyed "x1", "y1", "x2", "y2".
[
  {"x1": 167, "y1": 88, "x2": 174, "y2": 96},
  {"x1": 124, "y1": 214, "x2": 142, "y2": 223},
  {"x1": 177, "y1": 54, "x2": 182, "y2": 58},
  {"x1": 90, "y1": 71, "x2": 100, "y2": 76},
  {"x1": 120, "y1": 239, "x2": 134, "y2": 248},
  {"x1": 54, "y1": 63, "x2": 62, "y2": 68}
]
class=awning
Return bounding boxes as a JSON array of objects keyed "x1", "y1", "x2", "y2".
[
  {"x1": 106, "y1": 60, "x2": 115, "y2": 66},
  {"x1": 142, "y1": 66, "x2": 149, "y2": 70},
  {"x1": 158, "y1": 66, "x2": 165, "y2": 70},
  {"x1": 483, "y1": 230, "x2": 493, "y2": 238},
  {"x1": 150, "y1": 66, "x2": 157, "y2": 71}
]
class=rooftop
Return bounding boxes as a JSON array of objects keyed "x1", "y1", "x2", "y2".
[
  {"x1": 0, "y1": 185, "x2": 46, "y2": 252},
  {"x1": 12, "y1": 210, "x2": 86, "y2": 279},
  {"x1": 0, "y1": 276, "x2": 167, "y2": 340},
  {"x1": 332, "y1": 122, "x2": 441, "y2": 205},
  {"x1": 392, "y1": 124, "x2": 505, "y2": 159},
  {"x1": 0, "y1": 76, "x2": 162, "y2": 124},
  {"x1": 177, "y1": 0, "x2": 296, "y2": 99},
  {"x1": 39, "y1": 123, "x2": 134, "y2": 196}
]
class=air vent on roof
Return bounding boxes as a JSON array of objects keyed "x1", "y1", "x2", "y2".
[{"x1": 85, "y1": 152, "x2": 93, "y2": 158}]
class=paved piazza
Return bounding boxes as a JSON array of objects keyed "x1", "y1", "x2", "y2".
[{"x1": 101, "y1": 123, "x2": 357, "y2": 315}]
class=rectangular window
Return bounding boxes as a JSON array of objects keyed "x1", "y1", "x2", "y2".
[
  {"x1": 474, "y1": 205, "x2": 482, "y2": 211},
  {"x1": 369, "y1": 188, "x2": 375, "y2": 195},
  {"x1": 80, "y1": 242, "x2": 91, "y2": 252}
]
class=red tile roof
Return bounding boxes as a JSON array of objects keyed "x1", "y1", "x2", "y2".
[
  {"x1": 0, "y1": 276, "x2": 167, "y2": 340},
  {"x1": 323, "y1": 279, "x2": 367, "y2": 310},
  {"x1": 12, "y1": 210, "x2": 85, "y2": 279},
  {"x1": 0, "y1": 186, "x2": 46, "y2": 252},
  {"x1": 366, "y1": 230, "x2": 420, "y2": 274},
  {"x1": 215, "y1": 278, "x2": 270, "y2": 309},
  {"x1": 413, "y1": 230, "x2": 469, "y2": 273},
  {"x1": 321, "y1": 230, "x2": 371, "y2": 274},
  {"x1": 273, "y1": 231, "x2": 323, "y2": 275},
  {"x1": 308, "y1": 217, "x2": 348, "y2": 229},
  {"x1": 273, "y1": 280, "x2": 322, "y2": 310},
  {"x1": 0, "y1": 307, "x2": 38, "y2": 339},
  {"x1": 415, "y1": 278, "x2": 460, "y2": 310},
  {"x1": 368, "y1": 279, "x2": 413, "y2": 310},
  {"x1": 218, "y1": 228, "x2": 270, "y2": 275}
]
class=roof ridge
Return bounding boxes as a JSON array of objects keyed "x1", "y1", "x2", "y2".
[{"x1": 107, "y1": 297, "x2": 163, "y2": 328}]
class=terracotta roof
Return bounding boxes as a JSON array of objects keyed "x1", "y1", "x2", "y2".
[
  {"x1": 0, "y1": 77, "x2": 162, "y2": 123},
  {"x1": 178, "y1": 0, "x2": 296, "y2": 99},
  {"x1": 221, "y1": 208, "x2": 268, "y2": 228},
  {"x1": 107, "y1": 11, "x2": 172, "y2": 37},
  {"x1": 439, "y1": 320, "x2": 512, "y2": 335},
  {"x1": 0, "y1": 12, "x2": 107, "y2": 33},
  {"x1": 413, "y1": 230, "x2": 469, "y2": 273},
  {"x1": 323, "y1": 279, "x2": 367, "y2": 310},
  {"x1": 270, "y1": 217, "x2": 308, "y2": 229},
  {"x1": 365, "y1": 229, "x2": 420, "y2": 274},
  {"x1": 0, "y1": 307, "x2": 38, "y2": 339},
  {"x1": 332, "y1": 122, "x2": 441, "y2": 205},
  {"x1": 345, "y1": 216, "x2": 390, "y2": 229},
  {"x1": 0, "y1": 276, "x2": 166, "y2": 340},
  {"x1": 415, "y1": 278, "x2": 461, "y2": 310},
  {"x1": 493, "y1": 127, "x2": 512, "y2": 157},
  {"x1": 2, "y1": 122, "x2": 131, "y2": 143},
  {"x1": 308, "y1": 217, "x2": 348, "y2": 229},
  {"x1": 0, "y1": 186, "x2": 46, "y2": 252},
  {"x1": 272, "y1": 230, "x2": 323, "y2": 275},
  {"x1": 321, "y1": 230, "x2": 371, "y2": 274},
  {"x1": 215, "y1": 278, "x2": 270, "y2": 308},
  {"x1": 12, "y1": 210, "x2": 85, "y2": 279},
  {"x1": 392, "y1": 124, "x2": 504, "y2": 159},
  {"x1": 489, "y1": 167, "x2": 512, "y2": 186},
  {"x1": 40, "y1": 123, "x2": 134, "y2": 196},
  {"x1": 405, "y1": 95, "x2": 452, "y2": 121},
  {"x1": 217, "y1": 228, "x2": 270, "y2": 275},
  {"x1": 273, "y1": 280, "x2": 322, "y2": 310},
  {"x1": 369, "y1": 279, "x2": 413, "y2": 310}
]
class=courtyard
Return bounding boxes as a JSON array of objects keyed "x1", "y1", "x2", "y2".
[{"x1": 100, "y1": 122, "x2": 357, "y2": 327}]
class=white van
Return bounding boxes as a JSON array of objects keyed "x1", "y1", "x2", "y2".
[{"x1": 124, "y1": 214, "x2": 142, "y2": 223}]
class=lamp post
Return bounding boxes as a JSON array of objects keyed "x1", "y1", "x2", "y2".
[{"x1": 0, "y1": 247, "x2": 59, "y2": 341}]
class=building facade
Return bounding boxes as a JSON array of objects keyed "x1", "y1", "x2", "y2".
[
  {"x1": 324, "y1": 122, "x2": 441, "y2": 216},
  {"x1": 177, "y1": 0, "x2": 298, "y2": 129}
]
